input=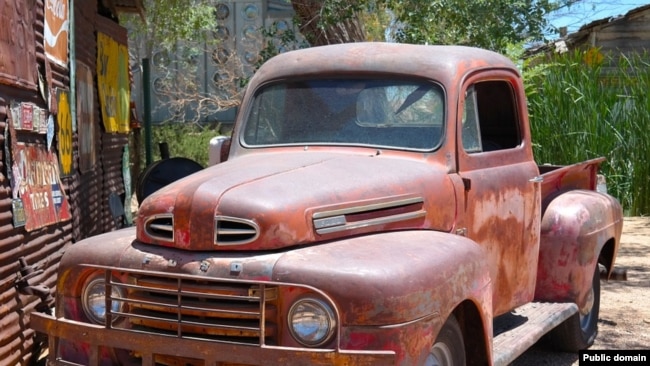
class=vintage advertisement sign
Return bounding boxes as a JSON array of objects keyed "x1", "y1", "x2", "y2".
[
  {"x1": 0, "y1": 1, "x2": 37, "y2": 88},
  {"x1": 57, "y1": 89, "x2": 73, "y2": 176},
  {"x1": 97, "y1": 32, "x2": 131, "y2": 133},
  {"x1": 44, "y1": 0, "x2": 69, "y2": 66},
  {"x1": 12, "y1": 143, "x2": 72, "y2": 232},
  {"x1": 77, "y1": 63, "x2": 96, "y2": 172}
]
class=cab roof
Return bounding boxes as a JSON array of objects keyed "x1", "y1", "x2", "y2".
[{"x1": 249, "y1": 42, "x2": 519, "y2": 89}]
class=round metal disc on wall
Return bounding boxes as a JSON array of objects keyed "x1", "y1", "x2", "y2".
[{"x1": 136, "y1": 157, "x2": 203, "y2": 204}]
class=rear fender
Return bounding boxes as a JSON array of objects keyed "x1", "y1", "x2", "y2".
[
  {"x1": 535, "y1": 190, "x2": 623, "y2": 308},
  {"x1": 272, "y1": 230, "x2": 493, "y2": 364}
]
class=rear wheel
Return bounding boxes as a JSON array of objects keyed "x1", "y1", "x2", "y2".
[
  {"x1": 546, "y1": 264, "x2": 600, "y2": 351},
  {"x1": 425, "y1": 314, "x2": 465, "y2": 366}
]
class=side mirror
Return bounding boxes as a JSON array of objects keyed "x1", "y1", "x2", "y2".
[{"x1": 208, "y1": 136, "x2": 232, "y2": 166}]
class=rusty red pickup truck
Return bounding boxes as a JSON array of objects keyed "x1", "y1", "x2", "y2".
[{"x1": 31, "y1": 43, "x2": 623, "y2": 366}]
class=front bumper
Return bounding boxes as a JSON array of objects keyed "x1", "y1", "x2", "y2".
[{"x1": 31, "y1": 312, "x2": 396, "y2": 366}]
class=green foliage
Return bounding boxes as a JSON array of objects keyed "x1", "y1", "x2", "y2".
[
  {"x1": 379, "y1": 0, "x2": 564, "y2": 52},
  {"x1": 148, "y1": 123, "x2": 229, "y2": 167},
  {"x1": 524, "y1": 50, "x2": 650, "y2": 215},
  {"x1": 120, "y1": 0, "x2": 218, "y2": 56},
  {"x1": 122, "y1": 1, "x2": 244, "y2": 124},
  {"x1": 289, "y1": 0, "x2": 570, "y2": 53},
  {"x1": 361, "y1": 3, "x2": 393, "y2": 42},
  {"x1": 258, "y1": 19, "x2": 310, "y2": 67},
  {"x1": 319, "y1": 1, "x2": 367, "y2": 28}
]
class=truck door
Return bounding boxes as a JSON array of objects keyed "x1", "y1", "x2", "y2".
[{"x1": 456, "y1": 76, "x2": 542, "y2": 316}]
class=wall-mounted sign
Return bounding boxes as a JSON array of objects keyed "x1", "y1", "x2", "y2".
[
  {"x1": 9, "y1": 102, "x2": 48, "y2": 133},
  {"x1": 57, "y1": 89, "x2": 73, "y2": 176},
  {"x1": 0, "y1": 1, "x2": 37, "y2": 88},
  {"x1": 44, "y1": 0, "x2": 69, "y2": 66},
  {"x1": 12, "y1": 199, "x2": 26, "y2": 228},
  {"x1": 97, "y1": 32, "x2": 130, "y2": 133},
  {"x1": 12, "y1": 143, "x2": 72, "y2": 232},
  {"x1": 77, "y1": 62, "x2": 96, "y2": 172}
]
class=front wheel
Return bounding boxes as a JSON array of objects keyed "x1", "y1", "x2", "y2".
[
  {"x1": 545, "y1": 264, "x2": 601, "y2": 351},
  {"x1": 425, "y1": 314, "x2": 465, "y2": 366}
]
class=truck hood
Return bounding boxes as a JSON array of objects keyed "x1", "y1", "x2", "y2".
[{"x1": 136, "y1": 151, "x2": 456, "y2": 251}]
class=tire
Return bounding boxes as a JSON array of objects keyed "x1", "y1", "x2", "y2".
[
  {"x1": 425, "y1": 314, "x2": 466, "y2": 366},
  {"x1": 546, "y1": 264, "x2": 601, "y2": 352}
]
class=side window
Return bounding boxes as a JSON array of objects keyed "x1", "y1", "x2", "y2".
[
  {"x1": 462, "y1": 86, "x2": 482, "y2": 152},
  {"x1": 462, "y1": 80, "x2": 521, "y2": 153}
]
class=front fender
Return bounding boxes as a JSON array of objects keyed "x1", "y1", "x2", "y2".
[
  {"x1": 535, "y1": 190, "x2": 623, "y2": 307},
  {"x1": 273, "y1": 230, "x2": 492, "y2": 326}
]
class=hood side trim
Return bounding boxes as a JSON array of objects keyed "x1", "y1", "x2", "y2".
[{"x1": 313, "y1": 197, "x2": 425, "y2": 234}]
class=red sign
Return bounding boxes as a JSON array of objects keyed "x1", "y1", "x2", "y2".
[
  {"x1": 21, "y1": 103, "x2": 33, "y2": 131},
  {"x1": 12, "y1": 143, "x2": 71, "y2": 231}
]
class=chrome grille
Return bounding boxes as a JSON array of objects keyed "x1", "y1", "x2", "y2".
[
  {"x1": 214, "y1": 216, "x2": 259, "y2": 245},
  {"x1": 106, "y1": 270, "x2": 278, "y2": 346}
]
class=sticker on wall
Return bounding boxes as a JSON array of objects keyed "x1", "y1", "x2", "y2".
[
  {"x1": 8, "y1": 101, "x2": 48, "y2": 133},
  {"x1": 11, "y1": 160, "x2": 22, "y2": 200},
  {"x1": 10, "y1": 101, "x2": 21, "y2": 130},
  {"x1": 11, "y1": 199, "x2": 26, "y2": 228},
  {"x1": 47, "y1": 115, "x2": 55, "y2": 151},
  {"x1": 21, "y1": 103, "x2": 33, "y2": 130}
]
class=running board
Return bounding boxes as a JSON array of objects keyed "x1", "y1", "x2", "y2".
[{"x1": 492, "y1": 302, "x2": 578, "y2": 366}]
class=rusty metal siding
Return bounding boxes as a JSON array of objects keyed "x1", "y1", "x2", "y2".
[
  {"x1": 1, "y1": 1, "x2": 131, "y2": 365},
  {"x1": 100, "y1": 133, "x2": 129, "y2": 230},
  {"x1": 70, "y1": 0, "x2": 107, "y2": 240},
  {"x1": 0, "y1": 1, "x2": 73, "y2": 363},
  {"x1": 95, "y1": 11, "x2": 130, "y2": 233},
  {"x1": 0, "y1": 123, "x2": 73, "y2": 366},
  {"x1": 69, "y1": 1, "x2": 129, "y2": 240}
]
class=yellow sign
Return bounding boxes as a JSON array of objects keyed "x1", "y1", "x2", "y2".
[
  {"x1": 97, "y1": 32, "x2": 130, "y2": 133},
  {"x1": 57, "y1": 89, "x2": 73, "y2": 176}
]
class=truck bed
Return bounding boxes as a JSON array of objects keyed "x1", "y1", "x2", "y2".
[{"x1": 539, "y1": 157, "x2": 606, "y2": 207}]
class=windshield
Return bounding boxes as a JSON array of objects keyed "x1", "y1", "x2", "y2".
[{"x1": 242, "y1": 79, "x2": 445, "y2": 150}]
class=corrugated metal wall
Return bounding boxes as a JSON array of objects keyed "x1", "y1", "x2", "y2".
[
  {"x1": 70, "y1": 2, "x2": 130, "y2": 241},
  {"x1": 0, "y1": 1, "x2": 130, "y2": 364},
  {"x1": 94, "y1": 14, "x2": 130, "y2": 235}
]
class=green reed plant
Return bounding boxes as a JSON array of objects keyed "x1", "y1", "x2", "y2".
[{"x1": 525, "y1": 50, "x2": 650, "y2": 215}]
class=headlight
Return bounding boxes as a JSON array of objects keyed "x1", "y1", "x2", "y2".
[
  {"x1": 288, "y1": 297, "x2": 336, "y2": 347},
  {"x1": 81, "y1": 277, "x2": 125, "y2": 324}
]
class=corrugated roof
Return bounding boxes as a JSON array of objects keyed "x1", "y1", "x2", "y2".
[
  {"x1": 526, "y1": 4, "x2": 650, "y2": 56},
  {"x1": 576, "y1": 4, "x2": 650, "y2": 33}
]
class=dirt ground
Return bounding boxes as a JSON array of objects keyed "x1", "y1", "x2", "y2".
[{"x1": 513, "y1": 217, "x2": 650, "y2": 365}]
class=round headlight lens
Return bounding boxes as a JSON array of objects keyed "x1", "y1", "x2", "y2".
[
  {"x1": 288, "y1": 297, "x2": 336, "y2": 347},
  {"x1": 81, "y1": 277, "x2": 125, "y2": 324}
]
